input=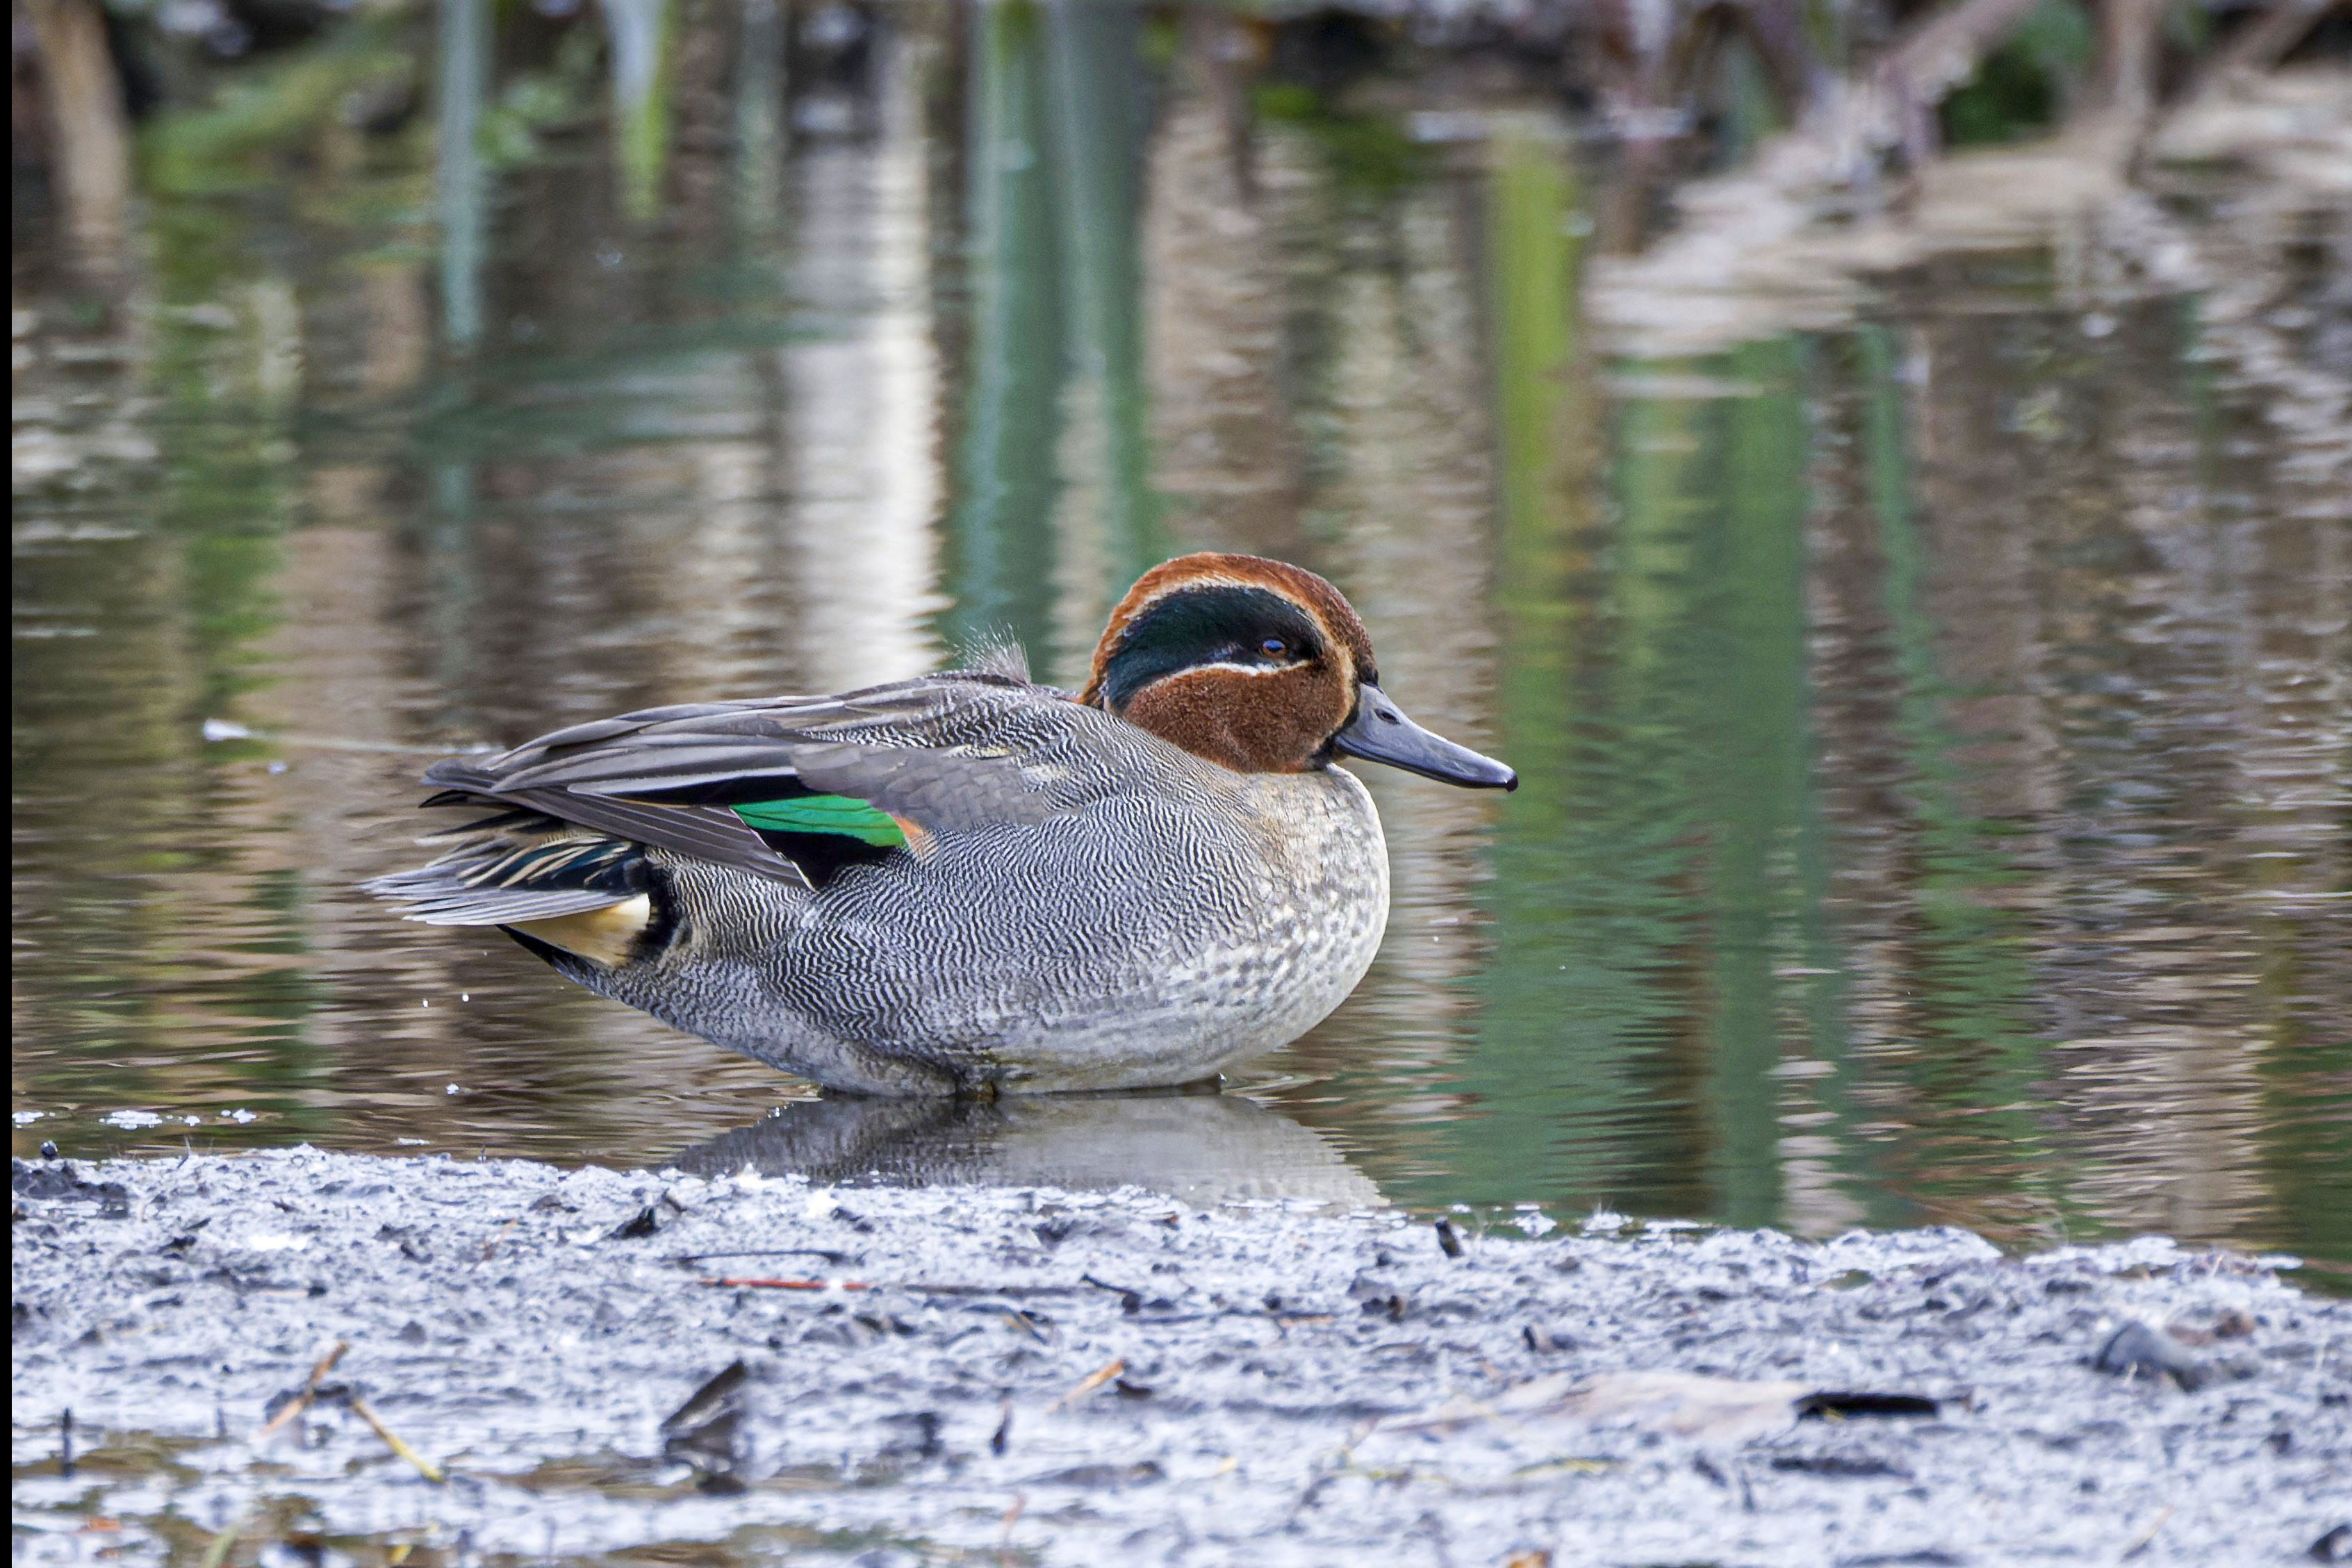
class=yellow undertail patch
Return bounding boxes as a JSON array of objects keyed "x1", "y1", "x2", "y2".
[{"x1": 511, "y1": 895, "x2": 653, "y2": 968}]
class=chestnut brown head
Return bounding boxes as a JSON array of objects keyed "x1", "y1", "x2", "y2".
[{"x1": 1079, "y1": 553, "x2": 1515, "y2": 790}]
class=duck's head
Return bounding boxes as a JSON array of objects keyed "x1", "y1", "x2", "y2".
[{"x1": 1079, "y1": 553, "x2": 1516, "y2": 791}]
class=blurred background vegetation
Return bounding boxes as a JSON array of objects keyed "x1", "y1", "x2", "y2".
[{"x1": 17, "y1": 0, "x2": 2346, "y2": 266}]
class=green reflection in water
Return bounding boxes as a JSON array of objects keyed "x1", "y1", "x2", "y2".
[
  {"x1": 2258, "y1": 1023, "x2": 2352, "y2": 1268},
  {"x1": 1254, "y1": 82, "x2": 1427, "y2": 201},
  {"x1": 1852, "y1": 324, "x2": 2066, "y2": 1228},
  {"x1": 140, "y1": 6, "x2": 416, "y2": 197},
  {"x1": 1438, "y1": 124, "x2": 1607, "y2": 1206},
  {"x1": 941, "y1": 0, "x2": 1064, "y2": 663},
  {"x1": 151, "y1": 209, "x2": 319, "y2": 1118},
  {"x1": 941, "y1": 0, "x2": 1158, "y2": 676},
  {"x1": 15, "y1": 198, "x2": 324, "y2": 1129},
  {"x1": 1694, "y1": 336, "x2": 1811, "y2": 1227},
  {"x1": 436, "y1": 0, "x2": 488, "y2": 349},
  {"x1": 1440, "y1": 130, "x2": 1843, "y2": 1229},
  {"x1": 1045, "y1": 0, "x2": 1163, "y2": 597},
  {"x1": 732, "y1": 0, "x2": 787, "y2": 238},
  {"x1": 605, "y1": 0, "x2": 678, "y2": 223}
]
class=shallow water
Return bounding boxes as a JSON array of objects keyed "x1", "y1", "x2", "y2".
[{"x1": 12, "y1": 4, "x2": 2350, "y2": 1265}]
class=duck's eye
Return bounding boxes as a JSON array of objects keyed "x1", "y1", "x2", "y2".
[{"x1": 1259, "y1": 638, "x2": 1288, "y2": 659}]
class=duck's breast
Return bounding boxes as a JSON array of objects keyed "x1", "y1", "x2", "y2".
[{"x1": 992, "y1": 763, "x2": 1389, "y2": 1085}]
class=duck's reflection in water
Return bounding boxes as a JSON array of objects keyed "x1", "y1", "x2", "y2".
[{"x1": 666, "y1": 1087, "x2": 1383, "y2": 1210}]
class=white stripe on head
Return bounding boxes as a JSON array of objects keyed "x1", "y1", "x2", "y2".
[{"x1": 1178, "y1": 661, "x2": 1309, "y2": 678}]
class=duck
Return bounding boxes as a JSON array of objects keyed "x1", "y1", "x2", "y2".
[{"x1": 368, "y1": 552, "x2": 1515, "y2": 1096}]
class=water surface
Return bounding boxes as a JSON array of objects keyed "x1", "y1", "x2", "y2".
[{"x1": 13, "y1": 2, "x2": 2349, "y2": 1266}]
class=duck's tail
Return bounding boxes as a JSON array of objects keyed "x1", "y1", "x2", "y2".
[{"x1": 364, "y1": 777, "x2": 671, "y2": 968}]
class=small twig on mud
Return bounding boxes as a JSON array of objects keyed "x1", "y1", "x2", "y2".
[
  {"x1": 1001, "y1": 1309, "x2": 1055, "y2": 1345},
  {"x1": 669, "y1": 1248, "x2": 853, "y2": 1265},
  {"x1": 2121, "y1": 1503, "x2": 2175, "y2": 1559},
  {"x1": 1080, "y1": 1273, "x2": 1143, "y2": 1311},
  {"x1": 258, "y1": 1339, "x2": 347, "y2": 1435},
  {"x1": 699, "y1": 1276, "x2": 871, "y2": 1290},
  {"x1": 349, "y1": 1396, "x2": 445, "y2": 1483},
  {"x1": 480, "y1": 1215, "x2": 523, "y2": 1260},
  {"x1": 1048, "y1": 1356, "x2": 1125, "y2": 1412}
]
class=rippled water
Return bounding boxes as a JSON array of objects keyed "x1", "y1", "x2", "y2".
[{"x1": 13, "y1": 3, "x2": 2349, "y2": 1267}]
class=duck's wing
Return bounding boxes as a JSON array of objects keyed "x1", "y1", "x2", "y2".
[
  {"x1": 370, "y1": 673, "x2": 1110, "y2": 925},
  {"x1": 474, "y1": 674, "x2": 1086, "y2": 831}
]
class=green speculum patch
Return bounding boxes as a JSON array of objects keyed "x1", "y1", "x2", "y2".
[{"x1": 731, "y1": 795, "x2": 907, "y2": 847}]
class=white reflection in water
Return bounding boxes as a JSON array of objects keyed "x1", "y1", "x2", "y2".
[{"x1": 778, "y1": 26, "x2": 946, "y2": 692}]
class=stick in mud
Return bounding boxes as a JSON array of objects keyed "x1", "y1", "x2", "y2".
[
  {"x1": 1001, "y1": 1308, "x2": 1054, "y2": 1344},
  {"x1": 1080, "y1": 1273, "x2": 1144, "y2": 1312},
  {"x1": 258, "y1": 1339, "x2": 347, "y2": 1435},
  {"x1": 2121, "y1": 1503, "x2": 2175, "y2": 1559},
  {"x1": 1049, "y1": 1356, "x2": 1126, "y2": 1412},
  {"x1": 480, "y1": 1214, "x2": 523, "y2": 1260},
  {"x1": 349, "y1": 1396, "x2": 445, "y2": 1484}
]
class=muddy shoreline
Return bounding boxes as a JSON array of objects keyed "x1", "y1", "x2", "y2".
[{"x1": 13, "y1": 1148, "x2": 2349, "y2": 1565}]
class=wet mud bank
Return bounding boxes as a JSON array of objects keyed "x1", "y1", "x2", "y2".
[{"x1": 13, "y1": 1150, "x2": 2350, "y2": 1566}]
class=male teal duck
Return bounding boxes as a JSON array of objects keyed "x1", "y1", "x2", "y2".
[{"x1": 369, "y1": 553, "x2": 1514, "y2": 1096}]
